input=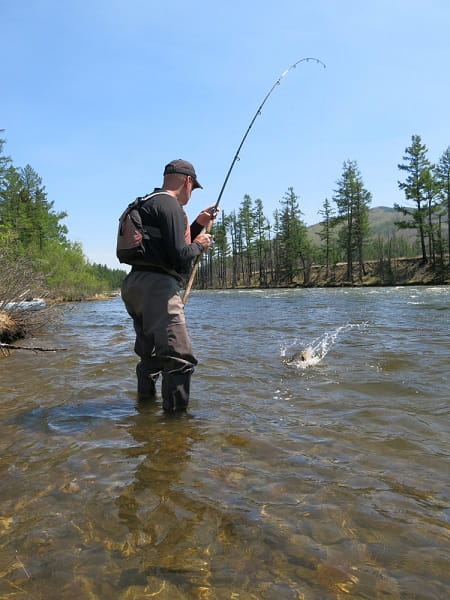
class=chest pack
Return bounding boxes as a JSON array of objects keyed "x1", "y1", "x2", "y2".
[{"x1": 116, "y1": 192, "x2": 168, "y2": 265}]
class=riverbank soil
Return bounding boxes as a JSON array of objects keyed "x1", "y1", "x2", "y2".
[{"x1": 305, "y1": 257, "x2": 450, "y2": 287}]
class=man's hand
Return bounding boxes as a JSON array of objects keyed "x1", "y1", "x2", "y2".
[
  {"x1": 195, "y1": 206, "x2": 219, "y2": 227},
  {"x1": 194, "y1": 232, "x2": 213, "y2": 250}
]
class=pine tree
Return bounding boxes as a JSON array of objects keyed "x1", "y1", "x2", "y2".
[
  {"x1": 333, "y1": 160, "x2": 371, "y2": 282},
  {"x1": 421, "y1": 167, "x2": 440, "y2": 265},
  {"x1": 238, "y1": 195, "x2": 255, "y2": 286},
  {"x1": 0, "y1": 135, "x2": 13, "y2": 249},
  {"x1": 227, "y1": 210, "x2": 241, "y2": 287},
  {"x1": 211, "y1": 211, "x2": 229, "y2": 288},
  {"x1": 0, "y1": 164, "x2": 68, "y2": 255},
  {"x1": 396, "y1": 135, "x2": 432, "y2": 263},
  {"x1": 318, "y1": 197, "x2": 336, "y2": 277},
  {"x1": 0, "y1": 133, "x2": 12, "y2": 190},
  {"x1": 434, "y1": 146, "x2": 450, "y2": 263},
  {"x1": 253, "y1": 198, "x2": 270, "y2": 286},
  {"x1": 278, "y1": 187, "x2": 310, "y2": 284},
  {"x1": 271, "y1": 209, "x2": 281, "y2": 285}
]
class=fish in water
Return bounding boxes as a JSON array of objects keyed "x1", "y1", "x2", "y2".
[
  {"x1": 291, "y1": 351, "x2": 308, "y2": 362},
  {"x1": 285, "y1": 347, "x2": 313, "y2": 364}
]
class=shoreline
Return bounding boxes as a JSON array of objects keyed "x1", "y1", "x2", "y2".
[
  {"x1": 0, "y1": 292, "x2": 120, "y2": 349},
  {"x1": 297, "y1": 257, "x2": 450, "y2": 288},
  {"x1": 2, "y1": 258, "x2": 449, "y2": 347}
]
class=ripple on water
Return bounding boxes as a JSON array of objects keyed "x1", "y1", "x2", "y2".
[{"x1": 0, "y1": 290, "x2": 449, "y2": 598}]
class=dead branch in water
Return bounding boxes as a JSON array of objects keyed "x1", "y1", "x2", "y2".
[
  {"x1": 0, "y1": 249, "x2": 64, "y2": 356},
  {"x1": 0, "y1": 342, "x2": 67, "y2": 353}
]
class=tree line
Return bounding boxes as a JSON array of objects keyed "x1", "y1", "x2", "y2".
[
  {"x1": 195, "y1": 134, "x2": 450, "y2": 288},
  {"x1": 1, "y1": 131, "x2": 448, "y2": 298},
  {"x1": 0, "y1": 132, "x2": 126, "y2": 299}
]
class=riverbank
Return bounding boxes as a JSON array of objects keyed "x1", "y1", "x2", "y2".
[
  {"x1": 305, "y1": 256, "x2": 450, "y2": 287},
  {"x1": 0, "y1": 292, "x2": 119, "y2": 350},
  {"x1": 1, "y1": 260, "x2": 448, "y2": 348}
]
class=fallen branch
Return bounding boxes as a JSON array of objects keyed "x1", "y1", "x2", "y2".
[{"x1": 0, "y1": 342, "x2": 67, "y2": 352}]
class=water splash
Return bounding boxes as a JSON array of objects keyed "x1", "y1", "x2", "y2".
[{"x1": 281, "y1": 323, "x2": 369, "y2": 368}]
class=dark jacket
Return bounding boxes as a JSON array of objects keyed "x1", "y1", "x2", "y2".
[{"x1": 132, "y1": 189, "x2": 204, "y2": 282}]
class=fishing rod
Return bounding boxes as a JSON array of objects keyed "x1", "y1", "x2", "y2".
[{"x1": 182, "y1": 57, "x2": 326, "y2": 304}]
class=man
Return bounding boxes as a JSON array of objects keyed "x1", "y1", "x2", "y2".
[{"x1": 121, "y1": 159, "x2": 216, "y2": 413}]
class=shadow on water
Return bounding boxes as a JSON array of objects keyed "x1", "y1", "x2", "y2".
[
  {"x1": 114, "y1": 406, "x2": 211, "y2": 593},
  {"x1": 8, "y1": 400, "x2": 132, "y2": 435}
]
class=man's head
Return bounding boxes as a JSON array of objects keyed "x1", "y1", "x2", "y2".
[
  {"x1": 163, "y1": 159, "x2": 202, "y2": 190},
  {"x1": 163, "y1": 159, "x2": 202, "y2": 206}
]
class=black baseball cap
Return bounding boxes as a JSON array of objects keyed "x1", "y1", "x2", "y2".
[{"x1": 163, "y1": 159, "x2": 203, "y2": 189}]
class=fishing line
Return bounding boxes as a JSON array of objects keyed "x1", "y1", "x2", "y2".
[{"x1": 182, "y1": 57, "x2": 326, "y2": 304}]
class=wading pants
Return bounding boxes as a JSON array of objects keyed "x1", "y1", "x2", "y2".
[{"x1": 121, "y1": 270, "x2": 197, "y2": 411}]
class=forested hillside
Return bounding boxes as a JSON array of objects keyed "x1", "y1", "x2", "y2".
[{"x1": 0, "y1": 133, "x2": 126, "y2": 301}]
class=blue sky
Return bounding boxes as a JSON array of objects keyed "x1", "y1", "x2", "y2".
[{"x1": 2, "y1": 0, "x2": 449, "y2": 268}]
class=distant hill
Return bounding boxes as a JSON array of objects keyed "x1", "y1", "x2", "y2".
[{"x1": 307, "y1": 206, "x2": 416, "y2": 243}]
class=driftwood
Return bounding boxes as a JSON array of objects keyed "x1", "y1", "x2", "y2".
[{"x1": 0, "y1": 342, "x2": 67, "y2": 353}]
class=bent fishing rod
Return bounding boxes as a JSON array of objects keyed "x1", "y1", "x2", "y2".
[{"x1": 182, "y1": 57, "x2": 326, "y2": 305}]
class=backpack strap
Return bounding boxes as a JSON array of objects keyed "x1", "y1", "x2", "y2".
[
  {"x1": 137, "y1": 190, "x2": 174, "y2": 203},
  {"x1": 135, "y1": 191, "x2": 174, "y2": 240}
]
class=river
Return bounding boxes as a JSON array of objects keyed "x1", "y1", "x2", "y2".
[{"x1": 0, "y1": 286, "x2": 449, "y2": 599}]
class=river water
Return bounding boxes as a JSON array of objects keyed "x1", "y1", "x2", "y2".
[{"x1": 0, "y1": 286, "x2": 449, "y2": 599}]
